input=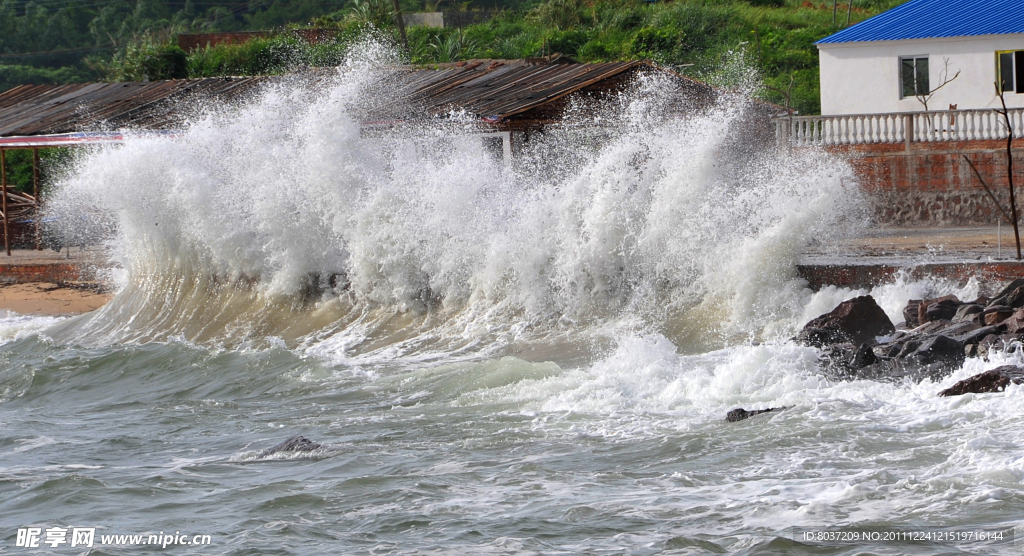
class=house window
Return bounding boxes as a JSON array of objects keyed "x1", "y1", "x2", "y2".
[
  {"x1": 900, "y1": 56, "x2": 929, "y2": 98},
  {"x1": 997, "y1": 50, "x2": 1024, "y2": 93}
]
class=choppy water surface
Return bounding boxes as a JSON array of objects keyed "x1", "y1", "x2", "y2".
[{"x1": 1, "y1": 47, "x2": 1022, "y2": 554}]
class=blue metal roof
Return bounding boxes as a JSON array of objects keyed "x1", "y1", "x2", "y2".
[{"x1": 817, "y1": 0, "x2": 1024, "y2": 44}]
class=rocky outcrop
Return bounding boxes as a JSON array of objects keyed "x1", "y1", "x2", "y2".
[
  {"x1": 939, "y1": 366, "x2": 1024, "y2": 396},
  {"x1": 803, "y1": 286, "x2": 1024, "y2": 384},
  {"x1": 795, "y1": 295, "x2": 895, "y2": 347},
  {"x1": 726, "y1": 407, "x2": 787, "y2": 422},
  {"x1": 259, "y1": 435, "x2": 322, "y2": 457}
]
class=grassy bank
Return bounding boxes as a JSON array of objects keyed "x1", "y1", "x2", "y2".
[{"x1": 103, "y1": 0, "x2": 906, "y2": 115}]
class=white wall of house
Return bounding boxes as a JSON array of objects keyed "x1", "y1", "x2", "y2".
[{"x1": 818, "y1": 33, "x2": 1024, "y2": 115}]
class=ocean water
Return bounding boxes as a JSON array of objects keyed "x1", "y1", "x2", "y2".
[{"x1": 1, "y1": 49, "x2": 1022, "y2": 554}]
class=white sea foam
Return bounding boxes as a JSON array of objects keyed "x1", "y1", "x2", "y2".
[
  {"x1": 0, "y1": 311, "x2": 64, "y2": 345},
  {"x1": 40, "y1": 41, "x2": 868, "y2": 355},
  {"x1": 33, "y1": 44, "x2": 1024, "y2": 543}
]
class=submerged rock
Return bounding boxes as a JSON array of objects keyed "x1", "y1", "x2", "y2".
[
  {"x1": 259, "y1": 435, "x2": 322, "y2": 457},
  {"x1": 911, "y1": 335, "x2": 964, "y2": 367},
  {"x1": 850, "y1": 343, "x2": 877, "y2": 369},
  {"x1": 939, "y1": 366, "x2": 1024, "y2": 396},
  {"x1": 726, "y1": 407, "x2": 787, "y2": 422},
  {"x1": 796, "y1": 295, "x2": 894, "y2": 347}
]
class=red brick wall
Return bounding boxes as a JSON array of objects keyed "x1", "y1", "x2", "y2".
[
  {"x1": 830, "y1": 140, "x2": 1024, "y2": 226},
  {"x1": 798, "y1": 261, "x2": 1024, "y2": 291},
  {"x1": 0, "y1": 263, "x2": 85, "y2": 284}
]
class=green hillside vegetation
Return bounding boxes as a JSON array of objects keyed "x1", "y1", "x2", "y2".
[
  {"x1": 0, "y1": 0, "x2": 909, "y2": 118},
  {"x1": 0, "y1": 0, "x2": 907, "y2": 192},
  {"x1": 97, "y1": 0, "x2": 906, "y2": 115}
]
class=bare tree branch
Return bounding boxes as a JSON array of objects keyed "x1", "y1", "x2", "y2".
[
  {"x1": 915, "y1": 57, "x2": 961, "y2": 112},
  {"x1": 995, "y1": 83, "x2": 1021, "y2": 259},
  {"x1": 963, "y1": 154, "x2": 1014, "y2": 225}
]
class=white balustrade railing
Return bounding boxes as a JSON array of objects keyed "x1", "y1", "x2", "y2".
[{"x1": 774, "y1": 108, "x2": 1024, "y2": 147}]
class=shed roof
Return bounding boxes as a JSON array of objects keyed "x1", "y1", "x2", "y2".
[
  {"x1": 0, "y1": 77, "x2": 269, "y2": 137},
  {"x1": 388, "y1": 57, "x2": 654, "y2": 121},
  {"x1": 0, "y1": 58, "x2": 711, "y2": 138},
  {"x1": 817, "y1": 0, "x2": 1024, "y2": 44}
]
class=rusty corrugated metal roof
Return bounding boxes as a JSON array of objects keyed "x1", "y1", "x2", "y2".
[
  {"x1": 392, "y1": 58, "x2": 652, "y2": 120},
  {"x1": 0, "y1": 59, "x2": 707, "y2": 137},
  {"x1": 0, "y1": 77, "x2": 269, "y2": 137}
]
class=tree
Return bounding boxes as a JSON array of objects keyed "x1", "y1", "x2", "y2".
[
  {"x1": 915, "y1": 57, "x2": 960, "y2": 112},
  {"x1": 995, "y1": 83, "x2": 1021, "y2": 260},
  {"x1": 963, "y1": 84, "x2": 1021, "y2": 259}
]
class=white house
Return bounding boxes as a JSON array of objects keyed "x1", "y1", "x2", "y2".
[{"x1": 817, "y1": 0, "x2": 1024, "y2": 115}]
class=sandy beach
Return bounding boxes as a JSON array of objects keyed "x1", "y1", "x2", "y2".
[{"x1": 0, "y1": 282, "x2": 112, "y2": 316}]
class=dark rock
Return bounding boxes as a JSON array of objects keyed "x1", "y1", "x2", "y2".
[
  {"x1": 976, "y1": 334, "x2": 1005, "y2": 359},
  {"x1": 726, "y1": 407, "x2": 787, "y2": 422},
  {"x1": 796, "y1": 296, "x2": 895, "y2": 347},
  {"x1": 952, "y1": 324, "x2": 1006, "y2": 346},
  {"x1": 903, "y1": 299, "x2": 922, "y2": 328},
  {"x1": 896, "y1": 337, "x2": 923, "y2": 358},
  {"x1": 846, "y1": 360, "x2": 900, "y2": 381},
  {"x1": 1002, "y1": 309, "x2": 1024, "y2": 333},
  {"x1": 818, "y1": 343, "x2": 857, "y2": 375},
  {"x1": 940, "y1": 321, "x2": 980, "y2": 337},
  {"x1": 987, "y1": 278, "x2": 1024, "y2": 308},
  {"x1": 1006, "y1": 286, "x2": 1024, "y2": 308},
  {"x1": 938, "y1": 365, "x2": 1024, "y2": 396},
  {"x1": 910, "y1": 335, "x2": 964, "y2": 367},
  {"x1": 850, "y1": 343, "x2": 877, "y2": 369},
  {"x1": 952, "y1": 304, "x2": 983, "y2": 323},
  {"x1": 879, "y1": 343, "x2": 903, "y2": 358},
  {"x1": 925, "y1": 299, "x2": 961, "y2": 322},
  {"x1": 909, "y1": 320, "x2": 952, "y2": 335},
  {"x1": 984, "y1": 305, "x2": 1015, "y2": 326},
  {"x1": 846, "y1": 335, "x2": 965, "y2": 382},
  {"x1": 259, "y1": 435, "x2": 322, "y2": 457},
  {"x1": 919, "y1": 295, "x2": 959, "y2": 324}
]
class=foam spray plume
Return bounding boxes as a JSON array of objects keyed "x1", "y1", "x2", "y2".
[{"x1": 42, "y1": 44, "x2": 865, "y2": 357}]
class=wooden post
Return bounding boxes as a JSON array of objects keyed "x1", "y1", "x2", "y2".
[
  {"x1": 33, "y1": 148, "x2": 40, "y2": 250},
  {"x1": 1, "y1": 149, "x2": 8, "y2": 256}
]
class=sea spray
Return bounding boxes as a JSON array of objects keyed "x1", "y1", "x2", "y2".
[
  {"x1": 43, "y1": 43, "x2": 866, "y2": 352},
  {"x1": 4, "y1": 47, "x2": 1024, "y2": 552}
]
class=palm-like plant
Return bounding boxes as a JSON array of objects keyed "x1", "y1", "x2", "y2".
[
  {"x1": 428, "y1": 29, "x2": 477, "y2": 63},
  {"x1": 348, "y1": 0, "x2": 395, "y2": 29}
]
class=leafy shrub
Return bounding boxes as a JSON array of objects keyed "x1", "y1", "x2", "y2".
[
  {"x1": 527, "y1": 0, "x2": 587, "y2": 30},
  {"x1": 608, "y1": 7, "x2": 646, "y2": 32},
  {"x1": 629, "y1": 26, "x2": 675, "y2": 60},
  {"x1": 100, "y1": 40, "x2": 189, "y2": 81},
  {"x1": 547, "y1": 29, "x2": 590, "y2": 57},
  {"x1": 0, "y1": 65, "x2": 91, "y2": 93}
]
